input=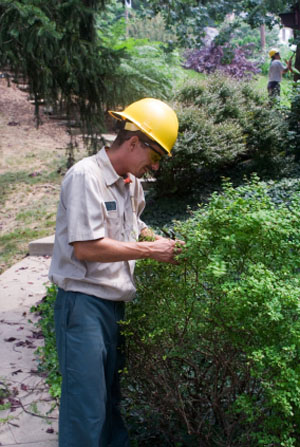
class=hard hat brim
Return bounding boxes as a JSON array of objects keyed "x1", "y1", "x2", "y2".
[{"x1": 109, "y1": 110, "x2": 172, "y2": 156}]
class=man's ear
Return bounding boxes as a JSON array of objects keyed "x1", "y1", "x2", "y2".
[{"x1": 128, "y1": 135, "x2": 139, "y2": 152}]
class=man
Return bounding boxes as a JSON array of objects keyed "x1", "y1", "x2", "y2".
[
  {"x1": 267, "y1": 48, "x2": 292, "y2": 97},
  {"x1": 49, "y1": 97, "x2": 182, "y2": 447}
]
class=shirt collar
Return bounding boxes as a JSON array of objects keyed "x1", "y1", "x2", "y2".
[{"x1": 96, "y1": 147, "x2": 121, "y2": 187}]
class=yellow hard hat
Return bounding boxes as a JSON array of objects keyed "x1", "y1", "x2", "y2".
[
  {"x1": 269, "y1": 48, "x2": 279, "y2": 58},
  {"x1": 109, "y1": 98, "x2": 178, "y2": 156}
]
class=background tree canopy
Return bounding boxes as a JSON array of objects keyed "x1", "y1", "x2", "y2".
[
  {"x1": 0, "y1": 0, "x2": 125, "y2": 152},
  {"x1": 0, "y1": 0, "x2": 299, "y2": 148}
]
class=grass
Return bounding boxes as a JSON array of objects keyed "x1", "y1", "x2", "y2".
[
  {"x1": 0, "y1": 149, "x2": 70, "y2": 274},
  {"x1": 0, "y1": 77, "x2": 88, "y2": 273},
  {"x1": 0, "y1": 182, "x2": 61, "y2": 273},
  {"x1": 251, "y1": 73, "x2": 296, "y2": 107}
]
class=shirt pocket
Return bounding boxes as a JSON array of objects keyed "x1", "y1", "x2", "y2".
[{"x1": 105, "y1": 209, "x2": 122, "y2": 240}]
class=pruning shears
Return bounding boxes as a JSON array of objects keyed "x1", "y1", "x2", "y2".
[{"x1": 161, "y1": 228, "x2": 176, "y2": 240}]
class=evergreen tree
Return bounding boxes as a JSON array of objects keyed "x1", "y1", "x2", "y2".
[{"x1": 0, "y1": 0, "x2": 123, "y2": 151}]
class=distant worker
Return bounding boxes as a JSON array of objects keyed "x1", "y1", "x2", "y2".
[{"x1": 267, "y1": 48, "x2": 292, "y2": 97}]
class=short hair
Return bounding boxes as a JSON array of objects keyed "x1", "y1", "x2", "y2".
[{"x1": 113, "y1": 120, "x2": 160, "y2": 148}]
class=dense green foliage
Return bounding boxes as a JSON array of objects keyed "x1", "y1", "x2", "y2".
[
  {"x1": 95, "y1": 1, "x2": 181, "y2": 105},
  {"x1": 154, "y1": 75, "x2": 289, "y2": 196},
  {"x1": 32, "y1": 177, "x2": 300, "y2": 446},
  {"x1": 30, "y1": 284, "x2": 61, "y2": 399},
  {"x1": 123, "y1": 177, "x2": 300, "y2": 446},
  {"x1": 287, "y1": 80, "x2": 300, "y2": 161},
  {"x1": 0, "y1": 0, "x2": 181, "y2": 155},
  {"x1": 108, "y1": 38, "x2": 180, "y2": 106},
  {"x1": 216, "y1": 19, "x2": 279, "y2": 52},
  {"x1": 127, "y1": 11, "x2": 177, "y2": 44},
  {"x1": 0, "y1": 0, "x2": 119, "y2": 138},
  {"x1": 138, "y1": 0, "x2": 296, "y2": 45}
]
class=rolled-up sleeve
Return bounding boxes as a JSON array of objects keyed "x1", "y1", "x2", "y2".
[{"x1": 61, "y1": 171, "x2": 106, "y2": 244}]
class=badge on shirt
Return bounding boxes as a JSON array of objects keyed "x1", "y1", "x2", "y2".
[{"x1": 105, "y1": 201, "x2": 117, "y2": 211}]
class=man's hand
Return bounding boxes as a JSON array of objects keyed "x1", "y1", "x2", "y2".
[
  {"x1": 149, "y1": 237, "x2": 185, "y2": 264},
  {"x1": 72, "y1": 236, "x2": 185, "y2": 265}
]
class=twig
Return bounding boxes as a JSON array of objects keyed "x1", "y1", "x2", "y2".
[
  {"x1": 34, "y1": 184, "x2": 59, "y2": 190},
  {"x1": 18, "y1": 399, "x2": 58, "y2": 420}
]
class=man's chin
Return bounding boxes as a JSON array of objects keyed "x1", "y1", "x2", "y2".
[{"x1": 137, "y1": 168, "x2": 150, "y2": 178}]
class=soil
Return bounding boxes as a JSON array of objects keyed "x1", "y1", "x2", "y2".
[{"x1": 0, "y1": 77, "x2": 72, "y2": 173}]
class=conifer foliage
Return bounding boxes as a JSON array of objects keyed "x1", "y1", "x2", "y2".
[{"x1": 0, "y1": 0, "x2": 121, "y2": 145}]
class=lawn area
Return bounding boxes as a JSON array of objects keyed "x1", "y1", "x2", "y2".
[
  {"x1": 0, "y1": 78, "x2": 87, "y2": 273},
  {"x1": 252, "y1": 73, "x2": 296, "y2": 106}
]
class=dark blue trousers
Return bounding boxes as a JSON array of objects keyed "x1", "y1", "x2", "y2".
[{"x1": 54, "y1": 289, "x2": 130, "y2": 447}]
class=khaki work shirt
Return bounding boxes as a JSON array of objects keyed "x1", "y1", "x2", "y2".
[{"x1": 49, "y1": 148, "x2": 147, "y2": 301}]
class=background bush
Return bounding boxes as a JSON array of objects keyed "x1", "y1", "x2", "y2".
[
  {"x1": 122, "y1": 177, "x2": 300, "y2": 446},
  {"x1": 286, "y1": 80, "x2": 300, "y2": 162},
  {"x1": 154, "y1": 75, "x2": 290, "y2": 196},
  {"x1": 96, "y1": 5, "x2": 182, "y2": 119},
  {"x1": 109, "y1": 38, "x2": 181, "y2": 106},
  {"x1": 183, "y1": 44, "x2": 260, "y2": 79},
  {"x1": 127, "y1": 11, "x2": 177, "y2": 45}
]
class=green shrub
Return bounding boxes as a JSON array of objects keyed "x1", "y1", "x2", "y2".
[
  {"x1": 123, "y1": 177, "x2": 300, "y2": 446},
  {"x1": 155, "y1": 75, "x2": 289, "y2": 196},
  {"x1": 30, "y1": 284, "x2": 61, "y2": 399},
  {"x1": 286, "y1": 80, "x2": 300, "y2": 161},
  {"x1": 110, "y1": 39, "x2": 180, "y2": 104},
  {"x1": 96, "y1": 3, "x2": 181, "y2": 109},
  {"x1": 267, "y1": 177, "x2": 300, "y2": 206},
  {"x1": 127, "y1": 11, "x2": 177, "y2": 46}
]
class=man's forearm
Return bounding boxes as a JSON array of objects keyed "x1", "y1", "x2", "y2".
[{"x1": 72, "y1": 236, "x2": 183, "y2": 264}]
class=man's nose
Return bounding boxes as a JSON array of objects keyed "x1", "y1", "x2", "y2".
[{"x1": 151, "y1": 161, "x2": 160, "y2": 171}]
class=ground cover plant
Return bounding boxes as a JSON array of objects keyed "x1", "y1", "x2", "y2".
[
  {"x1": 123, "y1": 176, "x2": 300, "y2": 446},
  {"x1": 30, "y1": 283, "x2": 61, "y2": 400}
]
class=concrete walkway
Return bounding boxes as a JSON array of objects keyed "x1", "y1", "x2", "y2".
[
  {"x1": 0, "y1": 247, "x2": 58, "y2": 446},
  {"x1": 0, "y1": 164, "x2": 157, "y2": 446}
]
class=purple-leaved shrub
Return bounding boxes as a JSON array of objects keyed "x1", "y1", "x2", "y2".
[{"x1": 183, "y1": 44, "x2": 260, "y2": 79}]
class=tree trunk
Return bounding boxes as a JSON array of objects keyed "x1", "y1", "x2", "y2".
[
  {"x1": 125, "y1": 3, "x2": 129, "y2": 38},
  {"x1": 260, "y1": 24, "x2": 266, "y2": 51},
  {"x1": 295, "y1": 42, "x2": 300, "y2": 82}
]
